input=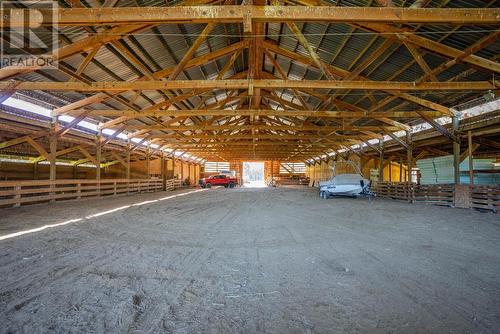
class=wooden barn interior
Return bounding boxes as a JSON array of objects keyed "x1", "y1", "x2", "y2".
[{"x1": 0, "y1": 1, "x2": 499, "y2": 332}]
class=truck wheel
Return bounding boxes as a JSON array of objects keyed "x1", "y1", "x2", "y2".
[
  {"x1": 206, "y1": 183, "x2": 212, "y2": 188},
  {"x1": 229, "y1": 182, "x2": 235, "y2": 188}
]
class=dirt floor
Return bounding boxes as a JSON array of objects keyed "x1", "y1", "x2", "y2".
[{"x1": 0, "y1": 186, "x2": 499, "y2": 333}]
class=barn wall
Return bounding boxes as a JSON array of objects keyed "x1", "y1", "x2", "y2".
[{"x1": 0, "y1": 158, "x2": 200, "y2": 182}]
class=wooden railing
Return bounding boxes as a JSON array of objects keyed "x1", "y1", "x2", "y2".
[
  {"x1": 372, "y1": 182, "x2": 412, "y2": 201},
  {"x1": 0, "y1": 178, "x2": 183, "y2": 208},
  {"x1": 165, "y1": 178, "x2": 183, "y2": 191},
  {"x1": 412, "y1": 184, "x2": 454, "y2": 206},
  {"x1": 469, "y1": 185, "x2": 500, "y2": 213},
  {"x1": 373, "y1": 182, "x2": 499, "y2": 213}
]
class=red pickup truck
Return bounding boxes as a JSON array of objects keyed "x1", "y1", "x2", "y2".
[{"x1": 199, "y1": 175, "x2": 238, "y2": 188}]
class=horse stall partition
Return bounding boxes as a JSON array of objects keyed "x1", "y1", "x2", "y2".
[
  {"x1": 0, "y1": 178, "x2": 182, "y2": 208},
  {"x1": 412, "y1": 184, "x2": 454, "y2": 207},
  {"x1": 469, "y1": 185, "x2": 500, "y2": 213},
  {"x1": 372, "y1": 182, "x2": 412, "y2": 201},
  {"x1": 373, "y1": 182, "x2": 499, "y2": 213}
]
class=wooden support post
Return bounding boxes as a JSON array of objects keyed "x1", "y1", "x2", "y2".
[
  {"x1": 96, "y1": 130, "x2": 102, "y2": 181},
  {"x1": 189, "y1": 163, "x2": 193, "y2": 186},
  {"x1": 180, "y1": 160, "x2": 184, "y2": 182},
  {"x1": 399, "y1": 158, "x2": 403, "y2": 182},
  {"x1": 378, "y1": 139, "x2": 384, "y2": 182},
  {"x1": 73, "y1": 165, "x2": 78, "y2": 179},
  {"x1": 13, "y1": 185, "x2": 21, "y2": 207},
  {"x1": 161, "y1": 153, "x2": 166, "y2": 191},
  {"x1": 271, "y1": 160, "x2": 274, "y2": 183},
  {"x1": 452, "y1": 116, "x2": 461, "y2": 184},
  {"x1": 406, "y1": 131, "x2": 413, "y2": 183},
  {"x1": 406, "y1": 131, "x2": 413, "y2": 202},
  {"x1": 389, "y1": 161, "x2": 392, "y2": 182},
  {"x1": 33, "y1": 161, "x2": 39, "y2": 180},
  {"x1": 146, "y1": 144, "x2": 151, "y2": 179},
  {"x1": 49, "y1": 116, "x2": 58, "y2": 202},
  {"x1": 126, "y1": 139, "x2": 131, "y2": 180},
  {"x1": 173, "y1": 157, "x2": 177, "y2": 179},
  {"x1": 467, "y1": 130, "x2": 474, "y2": 186},
  {"x1": 95, "y1": 129, "x2": 102, "y2": 196},
  {"x1": 359, "y1": 157, "x2": 365, "y2": 178}
]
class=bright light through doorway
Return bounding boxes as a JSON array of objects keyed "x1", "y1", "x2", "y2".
[{"x1": 243, "y1": 162, "x2": 266, "y2": 188}]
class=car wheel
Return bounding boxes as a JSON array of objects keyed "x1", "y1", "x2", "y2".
[
  {"x1": 206, "y1": 183, "x2": 212, "y2": 188},
  {"x1": 229, "y1": 182, "x2": 235, "y2": 188}
]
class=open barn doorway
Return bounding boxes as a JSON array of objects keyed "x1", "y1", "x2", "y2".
[{"x1": 243, "y1": 162, "x2": 265, "y2": 188}]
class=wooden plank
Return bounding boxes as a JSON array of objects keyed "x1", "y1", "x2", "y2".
[{"x1": 3, "y1": 6, "x2": 498, "y2": 27}]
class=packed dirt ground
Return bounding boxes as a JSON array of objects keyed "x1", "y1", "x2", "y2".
[{"x1": 0, "y1": 186, "x2": 499, "y2": 333}]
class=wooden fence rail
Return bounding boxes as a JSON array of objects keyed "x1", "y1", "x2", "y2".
[
  {"x1": 373, "y1": 182, "x2": 499, "y2": 213},
  {"x1": 0, "y1": 178, "x2": 183, "y2": 208}
]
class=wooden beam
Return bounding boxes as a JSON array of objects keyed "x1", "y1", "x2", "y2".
[
  {"x1": 467, "y1": 130, "x2": 474, "y2": 185},
  {"x1": 78, "y1": 146, "x2": 98, "y2": 166},
  {"x1": 52, "y1": 58, "x2": 248, "y2": 115},
  {"x1": 385, "y1": 130, "x2": 409, "y2": 149},
  {"x1": 111, "y1": 151, "x2": 128, "y2": 168},
  {"x1": 286, "y1": 22, "x2": 335, "y2": 80},
  {"x1": 70, "y1": 108, "x2": 440, "y2": 119},
  {"x1": 3, "y1": 7, "x2": 497, "y2": 27},
  {"x1": 118, "y1": 124, "x2": 400, "y2": 131},
  {"x1": 416, "y1": 111, "x2": 458, "y2": 142},
  {"x1": 263, "y1": 41, "x2": 454, "y2": 115},
  {"x1": 149, "y1": 133, "x2": 379, "y2": 140},
  {"x1": 0, "y1": 135, "x2": 31, "y2": 150},
  {"x1": 378, "y1": 117, "x2": 411, "y2": 131},
  {"x1": 419, "y1": 31, "x2": 500, "y2": 81},
  {"x1": 32, "y1": 145, "x2": 81, "y2": 163},
  {"x1": 126, "y1": 140, "x2": 131, "y2": 179},
  {"x1": 3, "y1": 80, "x2": 493, "y2": 91},
  {"x1": 54, "y1": 111, "x2": 91, "y2": 138},
  {"x1": 26, "y1": 137, "x2": 50, "y2": 161},
  {"x1": 96, "y1": 131, "x2": 102, "y2": 180},
  {"x1": 0, "y1": 24, "x2": 150, "y2": 80},
  {"x1": 452, "y1": 116, "x2": 460, "y2": 184},
  {"x1": 404, "y1": 42, "x2": 438, "y2": 81},
  {"x1": 378, "y1": 139, "x2": 384, "y2": 182},
  {"x1": 357, "y1": 22, "x2": 500, "y2": 74},
  {"x1": 406, "y1": 130, "x2": 413, "y2": 187},
  {"x1": 264, "y1": 50, "x2": 308, "y2": 108},
  {"x1": 72, "y1": 46, "x2": 101, "y2": 80},
  {"x1": 169, "y1": 23, "x2": 215, "y2": 80},
  {"x1": 49, "y1": 119, "x2": 58, "y2": 192}
]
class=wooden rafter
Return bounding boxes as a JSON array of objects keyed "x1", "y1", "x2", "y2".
[
  {"x1": 3, "y1": 80, "x2": 493, "y2": 92},
  {"x1": 3, "y1": 6, "x2": 498, "y2": 27}
]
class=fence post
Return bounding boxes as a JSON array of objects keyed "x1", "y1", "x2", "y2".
[
  {"x1": 406, "y1": 131, "x2": 413, "y2": 203},
  {"x1": 77, "y1": 182, "x2": 81, "y2": 199},
  {"x1": 14, "y1": 185, "x2": 21, "y2": 207},
  {"x1": 454, "y1": 184, "x2": 470, "y2": 208}
]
